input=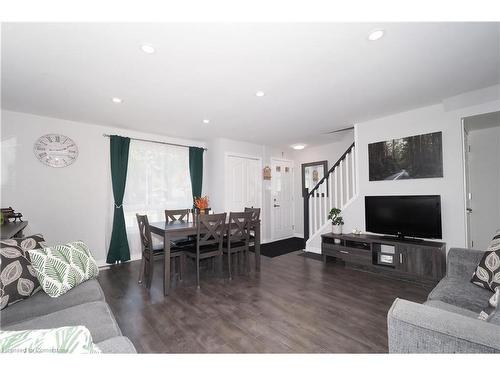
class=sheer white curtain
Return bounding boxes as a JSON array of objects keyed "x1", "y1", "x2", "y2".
[{"x1": 123, "y1": 140, "x2": 193, "y2": 257}]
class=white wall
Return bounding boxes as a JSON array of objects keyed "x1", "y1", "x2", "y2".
[
  {"x1": 340, "y1": 91, "x2": 500, "y2": 251},
  {"x1": 1, "y1": 110, "x2": 206, "y2": 265},
  {"x1": 468, "y1": 125, "x2": 500, "y2": 250},
  {"x1": 291, "y1": 131, "x2": 355, "y2": 237},
  {"x1": 206, "y1": 137, "x2": 292, "y2": 242}
]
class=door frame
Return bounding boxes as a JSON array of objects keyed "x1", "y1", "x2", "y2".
[
  {"x1": 270, "y1": 157, "x2": 295, "y2": 242},
  {"x1": 461, "y1": 117, "x2": 471, "y2": 248},
  {"x1": 461, "y1": 111, "x2": 500, "y2": 249},
  {"x1": 224, "y1": 152, "x2": 263, "y2": 214}
]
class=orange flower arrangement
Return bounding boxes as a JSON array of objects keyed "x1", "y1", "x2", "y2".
[{"x1": 194, "y1": 196, "x2": 210, "y2": 210}]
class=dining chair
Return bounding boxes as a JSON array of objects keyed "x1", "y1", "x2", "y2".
[
  {"x1": 165, "y1": 209, "x2": 191, "y2": 222},
  {"x1": 244, "y1": 207, "x2": 261, "y2": 246},
  {"x1": 136, "y1": 214, "x2": 185, "y2": 289},
  {"x1": 183, "y1": 212, "x2": 226, "y2": 288},
  {"x1": 223, "y1": 211, "x2": 252, "y2": 280},
  {"x1": 165, "y1": 209, "x2": 195, "y2": 248}
]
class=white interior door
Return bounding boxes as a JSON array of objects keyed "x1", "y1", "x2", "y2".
[
  {"x1": 271, "y1": 159, "x2": 294, "y2": 241},
  {"x1": 463, "y1": 112, "x2": 500, "y2": 250},
  {"x1": 225, "y1": 154, "x2": 262, "y2": 213}
]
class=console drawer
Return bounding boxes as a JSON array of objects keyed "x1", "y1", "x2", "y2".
[
  {"x1": 337, "y1": 249, "x2": 371, "y2": 265},
  {"x1": 322, "y1": 245, "x2": 371, "y2": 264},
  {"x1": 323, "y1": 244, "x2": 369, "y2": 258}
]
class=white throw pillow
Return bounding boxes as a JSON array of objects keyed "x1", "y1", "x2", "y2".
[{"x1": 28, "y1": 241, "x2": 99, "y2": 298}]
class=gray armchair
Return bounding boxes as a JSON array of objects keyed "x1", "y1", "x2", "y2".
[{"x1": 387, "y1": 247, "x2": 500, "y2": 353}]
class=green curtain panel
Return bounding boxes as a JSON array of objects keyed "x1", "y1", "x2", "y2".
[
  {"x1": 107, "y1": 135, "x2": 131, "y2": 264},
  {"x1": 189, "y1": 147, "x2": 204, "y2": 204}
]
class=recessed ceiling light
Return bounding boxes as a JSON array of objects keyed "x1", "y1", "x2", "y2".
[
  {"x1": 291, "y1": 144, "x2": 306, "y2": 150},
  {"x1": 202, "y1": 119, "x2": 210, "y2": 124},
  {"x1": 141, "y1": 44, "x2": 155, "y2": 54},
  {"x1": 111, "y1": 97, "x2": 123, "y2": 104},
  {"x1": 255, "y1": 91, "x2": 265, "y2": 97},
  {"x1": 367, "y1": 29, "x2": 385, "y2": 41}
]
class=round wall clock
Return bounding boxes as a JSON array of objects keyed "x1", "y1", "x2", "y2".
[{"x1": 33, "y1": 134, "x2": 79, "y2": 168}]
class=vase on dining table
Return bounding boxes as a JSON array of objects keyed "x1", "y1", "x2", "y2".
[{"x1": 194, "y1": 207, "x2": 210, "y2": 216}]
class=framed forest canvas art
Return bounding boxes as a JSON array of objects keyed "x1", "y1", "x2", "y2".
[{"x1": 368, "y1": 131, "x2": 443, "y2": 181}]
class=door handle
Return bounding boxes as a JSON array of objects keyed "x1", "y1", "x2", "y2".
[
  {"x1": 466, "y1": 208, "x2": 472, "y2": 213},
  {"x1": 273, "y1": 204, "x2": 280, "y2": 207},
  {"x1": 340, "y1": 250, "x2": 349, "y2": 254},
  {"x1": 399, "y1": 253, "x2": 403, "y2": 263}
]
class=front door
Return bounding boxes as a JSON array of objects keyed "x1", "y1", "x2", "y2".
[{"x1": 271, "y1": 159, "x2": 294, "y2": 241}]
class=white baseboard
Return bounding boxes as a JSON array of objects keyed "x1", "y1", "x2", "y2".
[
  {"x1": 96, "y1": 252, "x2": 142, "y2": 269},
  {"x1": 294, "y1": 233, "x2": 304, "y2": 239},
  {"x1": 304, "y1": 246, "x2": 321, "y2": 254}
]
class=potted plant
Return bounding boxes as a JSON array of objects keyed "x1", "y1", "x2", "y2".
[{"x1": 328, "y1": 208, "x2": 344, "y2": 234}]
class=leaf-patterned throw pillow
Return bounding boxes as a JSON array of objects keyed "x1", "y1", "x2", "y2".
[
  {"x1": 28, "y1": 241, "x2": 99, "y2": 298},
  {"x1": 0, "y1": 234, "x2": 45, "y2": 310},
  {"x1": 0, "y1": 326, "x2": 101, "y2": 353},
  {"x1": 471, "y1": 230, "x2": 500, "y2": 292}
]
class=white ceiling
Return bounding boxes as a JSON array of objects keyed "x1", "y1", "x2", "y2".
[{"x1": 2, "y1": 23, "x2": 499, "y2": 146}]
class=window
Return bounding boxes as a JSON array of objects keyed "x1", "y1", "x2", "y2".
[{"x1": 123, "y1": 140, "x2": 193, "y2": 229}]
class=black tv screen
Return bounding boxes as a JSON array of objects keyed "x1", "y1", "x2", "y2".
[{"x1": 365, "y1": 195, "x2": 442, "y2": 239}]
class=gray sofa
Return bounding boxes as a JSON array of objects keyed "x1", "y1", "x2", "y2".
[
  {"x1": 0, "y1": 278, "x2": 136, "y2": 353},
  {"x1": 388, "y1": 247, "x2": 500, "y2": 353}
]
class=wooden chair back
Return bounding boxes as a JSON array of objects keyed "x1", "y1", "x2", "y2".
[
  {"x1": 136, "y1": 214, "x2": 153, "y2": 254},
  {"x1": 165, "y1": 209, "x2": 191, "y2": 223},
  {"x1": 227, "y1": 211, "x2": 252, "y2": 245},
  {"x1": 196, "y1": 213, "x2": 227, "y2": 249},
  {"x1": 244, "y1": 207, "x2": 261, "y2": 222}
]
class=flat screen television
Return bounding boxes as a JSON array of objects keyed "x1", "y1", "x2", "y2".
[{"x1": 365, "y1": 195, "x2": 442, "y2": 239}]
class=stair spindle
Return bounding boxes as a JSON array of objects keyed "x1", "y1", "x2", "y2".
[
  {"x1": 308, "y1": 194, "x2": 313, "y2": 238},
  {"x1": 329, "y1": 172, "x2": 334, "y2": 213},
  {"x1": 334, "y1": 167, "x2": 339, "y2": 209},
  {"x1": 346, "y1": 151, "x2": 351, "y2": 201},
  {"x1": 339, "y1": 159, "x2": 344, "y2": 208},
  {"x1": 314, "y1": 191, "x2": 317, "y2": 231},
  {"x1": 352, "y1": 146, "x2": 356, "y2": 196}
]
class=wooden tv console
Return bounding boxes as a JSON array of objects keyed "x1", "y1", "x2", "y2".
[{"x1": 321, "y1": 233, "x2": 446, "y2": 283}]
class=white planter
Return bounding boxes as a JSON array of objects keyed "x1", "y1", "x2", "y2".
[{"x1": 332, "y1": 224, "x2": 343, "y2": 235}]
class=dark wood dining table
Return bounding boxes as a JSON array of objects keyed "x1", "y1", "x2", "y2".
[{"x1": 149, "y1": 219, "x2": 261, "y2": 296}]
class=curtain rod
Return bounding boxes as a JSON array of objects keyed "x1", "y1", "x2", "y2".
[{"x1": 102, "y1": 134, "x2": 207, "y2": 151}]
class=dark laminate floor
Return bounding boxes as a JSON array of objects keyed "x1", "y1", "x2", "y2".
[{"x1": 98, "y1": 251, "x2": 433, "y2": 353}]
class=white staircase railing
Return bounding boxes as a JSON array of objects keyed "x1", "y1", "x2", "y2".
[{"x1": 303, "y1": 142, "x2": 357, "y2": 242}]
